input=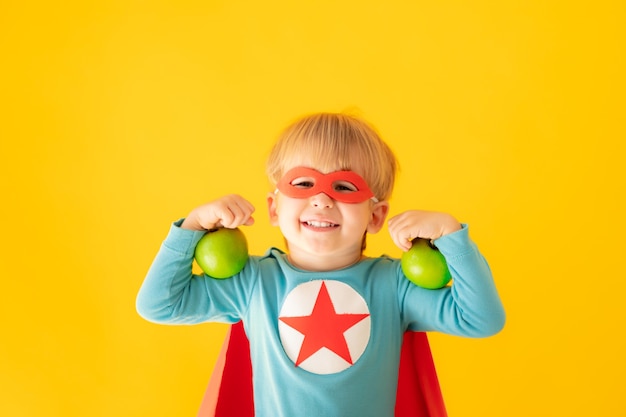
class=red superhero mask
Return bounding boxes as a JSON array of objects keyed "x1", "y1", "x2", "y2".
[{"x1": 276, "y1": 167, "x2": 377, "y2": 204}]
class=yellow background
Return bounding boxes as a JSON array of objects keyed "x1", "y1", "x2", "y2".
[{"x1": 1, "y1": 1, "x2": 624, "y2": 416}]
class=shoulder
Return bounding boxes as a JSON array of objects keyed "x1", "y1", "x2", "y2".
[
  {"x1": 362, "y1": 254, "x2": 402, "y2": 274},
  {"x1": 243, "y1": 247, "x2": 287, "y2": 275},
  {"x1": 252, "y1": 247, "x2": 286, "y2": 265}
]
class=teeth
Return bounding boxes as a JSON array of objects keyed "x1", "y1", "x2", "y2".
[{"x1": 306, "y1": 221, "x2": 336, "y2": 228}]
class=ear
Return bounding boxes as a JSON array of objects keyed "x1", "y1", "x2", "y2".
[
  {"x1": 267, "y1": 192, "x2": 280, "y2": 226},
  {"x1": 367, "y1": 200, "x2": 390, "y2": 234}
]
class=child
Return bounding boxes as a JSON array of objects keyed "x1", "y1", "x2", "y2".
[{"x1": 136, "y1": 112, "x2": 505, "y2": 417}]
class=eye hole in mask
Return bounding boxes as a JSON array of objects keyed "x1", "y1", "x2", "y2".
[{"x1": 276, "y1": 167, "x2": 377, "y2": 204}]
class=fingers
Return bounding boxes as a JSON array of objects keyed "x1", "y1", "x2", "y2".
[
  {"x1": 387, "y1": 210, "x2": 462, "y2": 251},
  {"x1": 184, "y1": 194, "x2": 255, "y2": 231},
  {"x1": 387, "y1": 212, "x2": 418, "y2": 251},
  {"x1": 212, "y1": 194, "x2": 256, "y2": 229}
]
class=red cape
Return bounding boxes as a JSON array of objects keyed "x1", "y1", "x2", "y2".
[{"x1": 198, "y1": 321, "x2": 447, "y2": 417}]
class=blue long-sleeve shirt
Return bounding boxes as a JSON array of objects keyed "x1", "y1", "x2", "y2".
[{"x1": 137, "y1": 221, "x2": 505, "y2": 417}]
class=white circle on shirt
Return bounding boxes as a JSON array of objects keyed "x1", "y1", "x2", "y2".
[{"x1": 278, "y1": 280, "x2": 371, "y2": 374}]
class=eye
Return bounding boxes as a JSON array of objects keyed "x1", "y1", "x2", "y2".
[
  {"x1": 333, "y1": 181, "x2": 358, "y2": 193},
  {"x1": 291, "y1": 178, "x2": 315, "y2": 189}
]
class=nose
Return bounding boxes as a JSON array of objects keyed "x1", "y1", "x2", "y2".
[{"x1": 310, "y1": 192, "x2": 334, "y2": 208}]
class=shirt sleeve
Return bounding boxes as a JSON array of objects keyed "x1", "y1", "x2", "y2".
[
  {"x1": 400, "y1": 225, "x2": 506, "y2": 337},
  {"x1": 135, "y1": 220, "x2": 256, "y2": 325}
]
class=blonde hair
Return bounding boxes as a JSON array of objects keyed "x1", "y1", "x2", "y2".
[{"x1": 266, "y1": 112, "x2": 398, "y2": 201}]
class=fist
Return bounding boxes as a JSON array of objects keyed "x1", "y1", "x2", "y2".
[
  {"x1": 182, "y1": 194, "x2": 255, "y2": 231},
  {"x1": 388, "y1": 210, "x2": 461, "y2": 251}
]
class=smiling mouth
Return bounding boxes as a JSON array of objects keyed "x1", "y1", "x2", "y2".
[{"x1": 303, "y1": 220, "x2": 339, "y2": 229}]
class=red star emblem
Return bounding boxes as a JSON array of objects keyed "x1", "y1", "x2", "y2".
[{"x1": 279, "y1": 281, "x2": 370, "y2": 367}]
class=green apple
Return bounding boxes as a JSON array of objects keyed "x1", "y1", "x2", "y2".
[
  {"x1": 194, "y1": 228, "x2": 249, "y2": 279},
  {"x1": 401, "y1": 238, "x2": 452, "y2": 289}
]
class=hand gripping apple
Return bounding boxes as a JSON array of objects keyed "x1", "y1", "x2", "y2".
[
  {"x1": 194, "y1": 228, "x2": 249, "y2": 279},
  {"x1": 401, "y1": 238, "x2": 452, "y2": 289}
]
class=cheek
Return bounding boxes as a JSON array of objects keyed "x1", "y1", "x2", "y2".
[
  {"x1": 342, "y1": 206, "x2": 372, "y2": 227},
  {"x1": 275, "y1": 200, "x2": 302, "y2": 223}
]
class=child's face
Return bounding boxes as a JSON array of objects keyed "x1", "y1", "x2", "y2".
[{"x1": 267, "y1": 167, "x2": 389, "y2": 271}]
